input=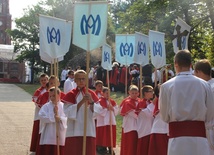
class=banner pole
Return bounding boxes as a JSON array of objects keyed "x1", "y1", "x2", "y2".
[
  {"x1": 83, "y1": 1, "x2": 91, "y2": 154},
  {"x1": 107, "y1": 70, "x2": 114, "y2": 155},
  {"x1": 154, "y1": 68, "x2": 157, "y2": 88},
  {"x1": 125, "y1": 66, "x2": 128, "y2": 97},
  {"x1": 54, "y1": 58, "x2": 60, "y2": 155},
  {"x1": 140, "y1": 65, "x2": 143, "y2": 99}
]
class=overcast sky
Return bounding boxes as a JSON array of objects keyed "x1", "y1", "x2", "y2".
[{"x1": 10, "y1": 0, "x2": 40, "y2": 28}]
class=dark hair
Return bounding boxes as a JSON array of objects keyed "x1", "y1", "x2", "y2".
[
  {"x1": 40, "y1": 73, "x2": 49, "y2": 79},
  {"x1": 194, "y1": 59, "x2": 211, "y2": 76},
  {"x1": 102, "y1": 87, "x2": 109, "y2": 93},
  {"x1": 153, "y1": 85, "x2": 160, "y2": 97},
  {"x1": 174, "y1": 50, "x2": 191, "y2": 67},
  {"x1": 68, "y1": 70, "x2": 74, "y2": 75},
  {"x1": 141, "y1": 85, "x2": 153, "y2": 97}
]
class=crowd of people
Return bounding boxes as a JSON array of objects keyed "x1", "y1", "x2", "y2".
[{"x1": 29, "y1": 49, "x2": 214, "y2": 155}]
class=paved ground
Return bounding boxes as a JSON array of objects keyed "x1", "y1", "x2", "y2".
[
  {"x1": 0, "y1": 83, "x2": 120, "y2": 155},
  {"x1": 0, "y1": 83, "x2": 34, "y2": 155}
]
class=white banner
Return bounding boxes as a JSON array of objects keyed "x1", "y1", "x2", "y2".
[
  {"x1": 101, "y1": 43, "x2": 112, "y2": 71},
  {"x1": 73, "y1": 1, "x2": 108, "y2": 51},
  {"x1": 172, "y1": 17, "x2": 191, "y2": 53},
  {"x1": 134, "y1": 32, "x2": 149, "y2": 66},
  {"x1": 40, "y1": 51, "x2": 64, "y2": 64},
  {"x1": 115, "y1": 34, "x2": 135, "y2": 66},
  {"x1": 39, "y1": 15, "x2": 72, "y2": 59},
  {"x1": 149, "y1": 30, "x2": 166, "y2": 68}
]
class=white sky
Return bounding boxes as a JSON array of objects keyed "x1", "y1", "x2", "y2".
[{"x1": 10, "y1": 0, "x2": 41, "y2": 29}]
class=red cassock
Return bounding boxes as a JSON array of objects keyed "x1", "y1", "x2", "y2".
[
  {"x1": 30, "y1": 119, "x2": 40, "y2": 152},
  {"x1": 109, "y1": 68, "x2": 119, "y2": 85},
  {"x1": 62, "y1": 87, "x2": 99, "y2": 155},
  {"x1": 30, "y1": 87, "x2": 46, "y2": 152},
  {"x1": 36, "y1": 145, "x2": 65, "y2": 155},
  {"x1": 95, "y1": 90, "x2": 103, "y2": 98},
  {"x1": 119, "y1": 67, "x2": 127, "y2": 85},
  {"x1": 120, "y1": 97, "x2": 139, "y2": 155},
  {"x1": 96, "y1": 97, "x2": 117, "y2": 147},
  {"x1": 36, "y1": 91, "x2": 65, "y2": 107}
]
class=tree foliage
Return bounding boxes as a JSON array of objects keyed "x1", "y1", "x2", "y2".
[
  {"x1": 7, "y1": 0, "x2": 214, "y2": 83},
  {"x1": 111, "y1": 0, "x2": 214, "y2": 65}
]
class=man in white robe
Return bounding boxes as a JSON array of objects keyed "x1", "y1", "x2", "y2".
[
  {"x1": 194, "y1": 59, "x2": 214, "y2": 155},
  {"x1": 159, "y1": 50, "x2": 214, "y2": 155},
  {"x1": 63, "y1": 70, "x2": 77, "y2": 93}
]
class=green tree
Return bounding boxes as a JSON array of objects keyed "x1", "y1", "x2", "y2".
[
  {"x1": 112, "y1": 0, "x2": 214, "y2": 65},
  {"x1": 7, "y1": 4, "x2": 49, "y2": 83}
]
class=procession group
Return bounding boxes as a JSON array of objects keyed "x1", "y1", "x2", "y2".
[{"x1": 29, "y1": 50, "x2": 214, "y2": 155}]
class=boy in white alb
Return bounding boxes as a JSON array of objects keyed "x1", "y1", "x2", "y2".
[
  {"x1": 194, "y1": 59, "x2": 214, "y2": 155},
  {"x1": 96, "y1": 87, "x2": 119, "y2": 154},
  {"x1": 136, "y1": 85, "x2": 154, "y2": 155},
  {"x1": 62, "y1": 70, "x2": 103, "y2": 155},
  {"x1": 148, "y1": 85, "x2": 168, "y2": 155},
  {"x1": 63, "y1": 70, "x2": 76, "y2": 93},
  {"x1": 120, "y1": 85, "x2": 140, "y2": 155},
  {"x1": 37, "y1": 87, "x2": 67, "y2": 155}
]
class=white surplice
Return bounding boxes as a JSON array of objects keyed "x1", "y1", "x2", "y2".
[
  {"x1": 39, "y1": 101, "x2": 67, "y2": 145},
  {"x1": 160, "y1": 71, "x2": 214, "y2": 155}
]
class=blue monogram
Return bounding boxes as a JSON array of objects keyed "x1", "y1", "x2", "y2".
[
  {"x1": 120, "y1": 43, "x2": 134, "y2": 57},
  {"x1": 104, "y1": 51, "x2": 110, "y2": 63},
  {"x1": 47, "y1": 27, "x2": 61, "y2": 46},
  {"x1": 80, "y1": 14, "x2": 101, "y2": 36},
  {"x1": 138, "y1": 42, "x2": 146, "y2": 56},
  {"x1": 153, "y1": 41, "x2": 162, "y2": 56}
]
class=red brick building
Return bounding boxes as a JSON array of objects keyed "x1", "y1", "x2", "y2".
[
  {"x1": 0, "y1": 0, "x2": 25, "y2": 83},
  {"x1": 0, "y1": 0, "x2": 11, "y2": 44}
]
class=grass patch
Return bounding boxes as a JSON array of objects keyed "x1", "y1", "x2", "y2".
[
  {"x1": 16, "y1": 83, "x2": 40, "y2": 95},
  {"x1": 16, "y1": 83, "x2": 124, "y2": 144}
]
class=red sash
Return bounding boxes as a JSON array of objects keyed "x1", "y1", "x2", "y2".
[{"x1": 169, "y1": 121, "x2": 206, "y2": 138}]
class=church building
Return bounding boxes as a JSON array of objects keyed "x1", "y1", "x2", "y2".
[{"x1": 0, "y1": 0, "x2": 25, "y2": 83}]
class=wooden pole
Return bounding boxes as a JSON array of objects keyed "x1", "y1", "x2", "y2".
[
  {"x1": 140, "y1": 65, "x2": 143, "y2": 99},
  {"x1": 82, "y1": 51, "x2": 90, "y2": 155},
  {"x1": 125, "y1": 66, "x2": 128, "y2": 97},
  {"x1": 54, "y1": 59, "x2": 60, "y2": 155},
  {"x1": 165, "y1": 66, "x2": 168, "y2": 82},
  {"x1": 51, "y1": 62, "x2": 53, "y2": 75},
  {"x1": 82, "y1": 1, "x2": 92, "y2": 154},
  {"x1": 154, "y1": 68, "x2": 157, "y2": 88},
  {"x1": 107, "y1": 70, "x2": 114, "y2": 155}
]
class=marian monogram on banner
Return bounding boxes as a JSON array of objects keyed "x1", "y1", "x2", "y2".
[
  {"x1": 102, "y1": 43, "x2": 112, "y2": 71},
  {"x1": 120, "y1": 43, "x2": 134, "y2": 57},
  {"x1": 47, "y1": 27, "x2": 61, "y2": 46},
  {"x1": 137, "y1": 41, "x2": 146, "y2": 56},
  {"x1": 104, "y1": 51, "x2": 110, "y2": 63},
  {"x1": 149, "y1": 30, "x2": 166, "y2": 69},
  {"x1": 80, "y1": 14, "x2": 101, "y2": 36},
  {"x1": 153, "y1": 41, "x2": 162, "y2": 57},
  {"x1": 39, "y1": 14, "x2": 72, "y2": 60}
]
